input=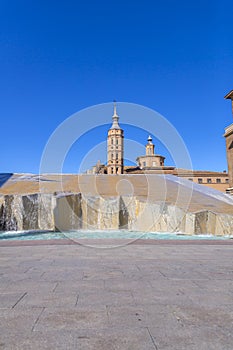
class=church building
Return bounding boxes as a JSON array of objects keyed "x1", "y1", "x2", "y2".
[{"x1": 89, "y1": 100, "x2": 230, "y2": 193}]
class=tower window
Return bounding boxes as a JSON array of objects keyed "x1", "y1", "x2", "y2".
[
  {"x1": 116, "y1": 139, "x2": 118, "y2": 145},
  {"x1": 111, "y1": 138, "x2": 114, "y2": 145},
  {"x1": 116, "y1": 153, "x2": 118, "y2": 159},
  {"x1": 111, "y1": 154, "x2": 114, "y2": 160},
  {"x1": 111, "y1": 167, "x2": 114, "y2": 174}
]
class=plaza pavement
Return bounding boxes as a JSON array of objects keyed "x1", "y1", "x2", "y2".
[{"x1": 0, "y1": 239, "x2": 233, "y2": 349}]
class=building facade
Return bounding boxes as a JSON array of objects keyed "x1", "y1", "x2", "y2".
[{"x1": 224, "y1": 90, "x2": 233, "y2": 194}]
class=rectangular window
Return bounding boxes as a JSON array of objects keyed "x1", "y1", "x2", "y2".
[
  {"x1": 216, "y1": 178, "x2": 221, "y2": 183},
  {"x1": 152, "y1": 161, "x2": 156, "y2": 166},
  {"x1": 116, "y1": 139, "x2": 118, "y2": 145},
  {"x1": 198, "y1": 178, "x2": 203, "y2": 184},
  {"x1": 207, "y1": 178, "x2": 212, "y2": 183},
  {"x1": 143, "y1": 161, "x2": 146, "y2": 167},
  {"x1": 116, "y1": 153, "x2": 118, "y2": 159},
  {"x1": 188, "y1": 178, "x2": 193, "y2": 181},
  {"x1": 226, "y1": 178, "x2": 229, "y2": 183}
]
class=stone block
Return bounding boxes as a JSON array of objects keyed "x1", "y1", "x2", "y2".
[
  {"x1": 81, "y1": 195, "x2": 101, "y2": 230},
  {"x1": 54, "y1": 193, "x2": 82, "y2": 231},
  {"x1": 22, "y1": 194, "x2": 39, "y2": 230},
  {"x1": 99, "y1": 196, "x2": 119, "y2": 229},
  {"x1": 215, "y1": 213, "x2": 233, "y2": 236},
  {"x1": 0, "y1": 195, "x2": 23, "y2": 231},
  {"x1": 184, "y1": 212, "x2": 195, "y2": 234},
  {"x1": 194, "y1": 211, "x2": 216, "y2": 234},
  {"x1": 39, "y1": 194, "x2": 56, "y2": 230}
]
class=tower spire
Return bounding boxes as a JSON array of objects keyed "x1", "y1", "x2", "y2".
[{"x1": 110, "y1": 100, "x2": 120, "y2": 129}]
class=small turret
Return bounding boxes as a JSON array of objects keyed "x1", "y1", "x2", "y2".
[{"x1": 146, "y1": 135, "x2": 155, "y2": 155}]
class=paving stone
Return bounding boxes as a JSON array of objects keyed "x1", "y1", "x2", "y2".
[{"x1": 0, "y1": 242, "x2": 233, "y2": 349}]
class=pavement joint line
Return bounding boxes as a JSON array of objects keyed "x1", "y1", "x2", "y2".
[
  {"x1": 23, "y1": 267, "x2": 33, "y2": 273},
  {"x1": 75, "y1": 294, "x2": 79, "y2": 306},
  {"x1": 159, "y1": 270, "x2": 167, "y2": 278},
  {"x1": 52, "y1": 282, "x2": 59, "y2": 292},
  {"x1": 135, "y1": 264, "x2": 142, "y2": 272},
  {"x1": 146, "y1": 326, "x2": 158, "y2": 350},
  {"x1": 105, "y1": 305, "x2": 110, "y2": 323},
  {"x1": 31, "y1": 307, "x2": 45, "y2": 332},
  {"x1": 130, "y1": 290, "x2": 137, "y2": 306},
  {"x1": 12, "y1": 292, "x2": 27, "y2": 309}
]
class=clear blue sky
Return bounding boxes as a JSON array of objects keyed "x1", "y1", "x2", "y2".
[{"x1": 0, "y1": 0, "x2": 232, "y2": 173}]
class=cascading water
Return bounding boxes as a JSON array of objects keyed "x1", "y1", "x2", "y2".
[
  {"x1": 22, "y1": 194, "x2": 39, "y2": 230},
  {"x1": 0, "y1": 195, "x2": 23, "y2": 231}
]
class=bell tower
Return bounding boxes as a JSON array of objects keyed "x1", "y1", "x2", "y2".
[{"x1": 107, "y1": 102, "x2": 124, "y2": 174}]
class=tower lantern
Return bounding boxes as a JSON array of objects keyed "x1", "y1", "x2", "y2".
[{"x1": 146, "y1": 135, "x2": 155, "y2": 156}]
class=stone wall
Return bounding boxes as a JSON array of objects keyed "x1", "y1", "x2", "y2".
[{"x1": 0, "y1": 192, "x2": 232, "y2": 235}]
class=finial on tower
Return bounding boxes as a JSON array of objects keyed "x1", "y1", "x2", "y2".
[
  {"x1": 113, "y1": 99, "x2": 117, "y2": 116},
  {"x1": 148, "y1": 135, "x2": 152, "y2": 142}
]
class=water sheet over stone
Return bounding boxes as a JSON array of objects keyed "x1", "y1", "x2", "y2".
[{"x1": 0, "y1": 174, "x2": 232, "y2": 235}]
